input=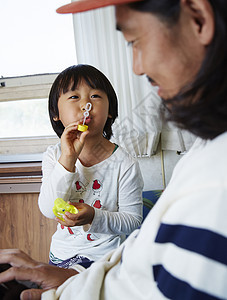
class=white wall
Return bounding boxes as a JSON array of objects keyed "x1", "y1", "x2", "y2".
[{"x1": 138, "y1": 145, "x2": 182, "y2": 191}]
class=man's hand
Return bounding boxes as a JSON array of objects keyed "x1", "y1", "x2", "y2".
[
  {"x1": 0, "y1": 249, "x2": 39, "y2": 268},
  {"x1": 0, "y1": 249, "x2": 78, "y2": 300}
]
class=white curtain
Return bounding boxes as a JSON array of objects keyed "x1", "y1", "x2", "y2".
[{"x1": 72, "y1": 6, "x2": 195, "y2": 156}]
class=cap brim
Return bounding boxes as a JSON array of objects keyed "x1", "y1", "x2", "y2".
[{"x1": 57, "y1": 0, "x2": 142, "y2": 14}]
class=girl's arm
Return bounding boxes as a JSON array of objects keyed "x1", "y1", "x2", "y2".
[
  {"x1": 38, "y1": 144, "x2": 76, "y2": 219},
  {"x1": 38, "y1": 123, "x2": 88, "y2": 219}
]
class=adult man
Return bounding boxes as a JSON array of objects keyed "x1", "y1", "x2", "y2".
[{"x1": 0, "y1": 0, "x2": 227, "y2": 299}]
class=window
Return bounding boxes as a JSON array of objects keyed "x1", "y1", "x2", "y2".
[
  {"x1": 0, "y1": 0, "x2": 77, "y2": 163},
  {"x1": 0, "y1": 74, "x2": 59, "y2": 162},
  {"x1": 0, "y1": 73, "x2": 57, "y2": 138},
  {"x1": 0, "y1": 0, "x2": 76, "y2": 77}
]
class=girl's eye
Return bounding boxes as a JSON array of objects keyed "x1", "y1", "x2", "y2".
[
  {"x1": 69, "y1": 95, "x2": 79, "y2": 99},
  {"x1": 91, "y1": 94, "x2": 101, "y2": 99}
]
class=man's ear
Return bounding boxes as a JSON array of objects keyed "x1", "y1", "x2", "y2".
[{"x1": 181, "y1": 0, "x2": 215, "y2": 46}]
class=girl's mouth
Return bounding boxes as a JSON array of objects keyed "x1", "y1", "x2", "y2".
[{"x1": 84, "y1": 116, "x2": 91, "y2": 125}]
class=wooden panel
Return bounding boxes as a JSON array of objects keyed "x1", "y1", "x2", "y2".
[
  {"x1": 0, "y1": 162, "x2": 42, "y2": 175},
  {"x1": 0, "y1": 162, "x2": 42, "y2": 184},
  {"x1": 0, "y1": 193, "x2": 57, "y2": 263},
  {"x1": 0, "y1": 177, "x2": 42, "y2": 184}
]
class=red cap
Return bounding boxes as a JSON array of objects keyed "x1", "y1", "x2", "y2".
[{"x1": 57, "y1": 0, "x2": 143, "y2": 14}]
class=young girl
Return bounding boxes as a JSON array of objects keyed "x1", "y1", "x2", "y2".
[{"x1": 38, "y1": 64, "x2": 143, "y2": 269}]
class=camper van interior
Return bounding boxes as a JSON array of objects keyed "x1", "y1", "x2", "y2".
[{"x1": 0, "y1": 1, "x2": 196, "y2": 263}]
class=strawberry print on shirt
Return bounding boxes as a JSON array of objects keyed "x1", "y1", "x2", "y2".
[
  {"x1": 92, "y1": 179, "x2": 103, "y2": 196},
  {"x1": 93, "y1": 200, "x2": 102, "y2": 209},
  {"x1": 75, "y1": 181, "x2": 86, "y2": 194}
]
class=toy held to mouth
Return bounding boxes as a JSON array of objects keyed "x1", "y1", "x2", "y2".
[
  {"x1": 53, "y1": 198, "x2": 78, "y2": 221},
  {"x1": 78, "y1": 102, "x2": 92, "y2": 132}
]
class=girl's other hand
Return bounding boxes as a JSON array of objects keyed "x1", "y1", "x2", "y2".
[{"x1": 56, "y1": 202, "x2": 95, "y2": 227}]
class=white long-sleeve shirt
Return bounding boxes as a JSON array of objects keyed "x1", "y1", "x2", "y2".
[
  {"x1": 43, "y1": 132, "x2": 227, "y2": 300},
  {"x1": 38, "y1": 144, "x2": 143, "y2": 261}
]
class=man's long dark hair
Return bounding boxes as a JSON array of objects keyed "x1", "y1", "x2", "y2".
[{"x1": 129, "y1": 0, "x2": 227, "y2": 140}]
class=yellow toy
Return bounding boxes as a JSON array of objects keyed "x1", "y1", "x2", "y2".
[
  {"x1": 78, "y1": 102, "x2": 92, "y2": 132},
  {"x1": 53, "y1": 198, "x2": 78, "y2": 221},
  {"x1": 77, "y1": 124, "x2": 88, "y2": 132}
]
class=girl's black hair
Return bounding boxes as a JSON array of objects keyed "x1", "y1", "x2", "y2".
[
  {"x1": 49, "y1": 64, "x2": 118, "y2": 139},
  {"x1": 129, "y1": 0, "x2": 227, "y2": 140}
]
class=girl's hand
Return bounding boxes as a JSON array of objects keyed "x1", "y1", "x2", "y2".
[
  {"x1": 59, "y1": 122, "x2": 89, "y2": 172},
  {"x1": 56, "y1": 202, "x2": 95, "y2": 227}
]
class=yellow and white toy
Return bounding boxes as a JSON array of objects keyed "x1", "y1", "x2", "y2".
[
  {"x1": 78, "y1": 102, "x2": 92, "y2": 132},
  {"x1": 53, "y1": 198, "x2": 78, "y2": 221}
]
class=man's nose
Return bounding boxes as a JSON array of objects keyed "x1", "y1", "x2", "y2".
[{"x1": 133, "y1": 48, "x2": 144, "y2": 76}]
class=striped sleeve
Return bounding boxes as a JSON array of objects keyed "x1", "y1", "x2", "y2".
[{"x1": 153, "y1": 223, "x2": 227, "y2": 300}]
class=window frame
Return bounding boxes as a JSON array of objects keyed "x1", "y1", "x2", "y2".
[{"x1": 0, "y1": 73, "x2": 59, "y2": 162}]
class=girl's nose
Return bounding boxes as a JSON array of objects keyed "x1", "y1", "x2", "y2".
[
  {"x1": 81, "y1": 103, "x2": 87, "y2": 111},
  {"x1": 81, "y1": 102, "x2": 92, "y2": 112}
]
